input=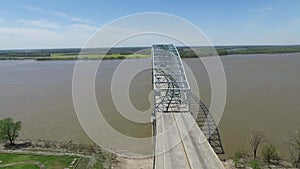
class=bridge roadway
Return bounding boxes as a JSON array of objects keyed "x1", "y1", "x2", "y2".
[{"x1": 152, "y1": 44, "x2": 225, "y2": 169}]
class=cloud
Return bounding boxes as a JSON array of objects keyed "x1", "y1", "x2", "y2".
[
  {"x1": 54, "y1": 11, "x2": 91, "y2": 23},
  {"x1": 17, "y1": 19, "x2": 60, "y2": 29},
  {"x1": 71, "y1": 17, "x2": 90, "y2": 23},
  {"x1": 24, "y1": 5, "x2": 44, "y2": 12},
  {"x1": 259, "y1": 6, "x2": 273, "y2": 13},
  {"x1": 0, "y1": 18, "x2": 5, "y2": 22},
  {"x1": 65, "y1": 24, "x2": 98, "y2": 31},
  {"x1": 0, "y1": 23, "x2": 99, "y2": 49},
  {"x1": 54, "y1": 11, "x2": 68, "y2": 18}
]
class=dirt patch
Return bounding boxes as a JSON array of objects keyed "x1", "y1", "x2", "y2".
[{"x1": 113, "y1": 156, "x2": 153, "y2": 169}]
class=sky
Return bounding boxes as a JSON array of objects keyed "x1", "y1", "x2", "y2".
[{"x1": 0, "y1": 0, "x2": 299, "y2": 49}]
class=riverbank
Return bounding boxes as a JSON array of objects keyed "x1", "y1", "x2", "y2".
[
  {"x1": 0, "y1": 139, "x2": 154, "y2": 169},
  {"x1": 222, "y1": 158, "x2": 298, "y2": 169},
  {"x1": 1, "y1": 45, "x2": 300, "y2": 60},
  {"x1": 1, "y1": 139, "x2": 297, "y2": 169}
]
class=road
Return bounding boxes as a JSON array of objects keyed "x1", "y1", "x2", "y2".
[{"x1": 154, "y1": 112, "x2": 225, "y2": 169}]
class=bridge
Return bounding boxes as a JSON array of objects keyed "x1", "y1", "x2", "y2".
[{"x1": 151, "y1": 44, "x2": 225, "y2": 169}]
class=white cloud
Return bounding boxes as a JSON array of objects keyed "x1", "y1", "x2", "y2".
[
  {"x1": 54, "y1": 11, "x2": 91, "y2": 23},
  {"x1": 54, "y1": 11, "x2": 68, "y2": 18},
  {"x1": 24, "y1": 5, "x2": 44, "y2": 12},
  {"x1": 17, "y1": 19, "x2": 60, "y2": 29},
  {"x1": 262, "y1": 7, "x2": 273, "y2": 11},
  {"x1": 258, "y1": 6, "x2": 274, "y2": 13},
  {"x1": 65, "y1": 24, "x2": 98, "y2": 32},
  {"x1": 71, "y1": 17, "x2": 89, "y2": 23},
  {"x1": 0, "y1": 23, "x2": 98, "y2": 49}
]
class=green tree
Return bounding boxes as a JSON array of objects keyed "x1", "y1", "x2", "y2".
[
  {"x1": 262, "y1": 144, "x2": 278, "y2": 164},
  {"x1": 0, "y1": 117, "x2": 22, "y2": 145}
]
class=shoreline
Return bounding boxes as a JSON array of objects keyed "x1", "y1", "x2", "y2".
[
  {"x1": 0, "y1": 52, "x2": 299, "y2": 61},
  {"x1": 0, "y1": 139, "x2": 297, "y2": 169}
]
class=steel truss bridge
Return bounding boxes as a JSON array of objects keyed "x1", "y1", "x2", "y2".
[{"x1": 152, "y1": 44, "x2": 224, "y2": 169}]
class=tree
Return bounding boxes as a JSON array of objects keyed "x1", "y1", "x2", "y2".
[
  {"x1": 262, "y1": 144, "x2": 278, "y2": 164},
  {"x1": 0, "y1": 117, "x2": 22, "y2": 145},
  {"x1": 248, "y1": 131, "x2": 265, "y2": 159}
]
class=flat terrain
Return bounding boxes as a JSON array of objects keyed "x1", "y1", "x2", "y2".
[
  {"x1": 0, "y1": 153, "x2": 79, "y2": 169},
  {"x1": 1, "y1": 45, "x2": 300, "y2": 60},
  {"x1": 50, "y1": 53, "x2": 150, "y2": 60}
]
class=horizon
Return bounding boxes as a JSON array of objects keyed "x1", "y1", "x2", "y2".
[{"x1": 1, "y1": 44, "x2": 300, "y2": 51}]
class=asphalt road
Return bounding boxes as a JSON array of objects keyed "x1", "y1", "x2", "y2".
[{"x1": 154, "y1": 112, "x2": 225, "y2": 169}]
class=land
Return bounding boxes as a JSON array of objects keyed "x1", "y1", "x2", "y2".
[
  {"x1": 0, "y1": 139, "x2": 297, "y2": 169},
  {"x1": 0, "y1": 140, "x2": 116, "y2": 169},
  {"x1": 222, "y1": 158, "x2": 298, "y2": 169},
  {"x1": 0, "y1": 139, "x2": 155, "y2": 169},
  {"x1": 0, "y1": 45, "x2": 300, "y2": 60},
  {"x1": 0, "y1": 153, "x2": 75, "y2": 169}
]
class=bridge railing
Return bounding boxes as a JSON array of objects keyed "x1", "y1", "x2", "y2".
[
  {"x1": 189, "y1": 93, "x2": 225, "y2": 154},
  {"x1": 152, "y1": 44, "x2": 191, "y2": 117}
]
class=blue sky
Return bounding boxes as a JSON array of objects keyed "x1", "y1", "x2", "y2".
[{"x1": 0, "y1": 0, "x2": 299, "y2": 49}]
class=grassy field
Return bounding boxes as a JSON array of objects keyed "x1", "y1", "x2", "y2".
[
  {"x1": 5, "y1": 164, "x2": 39, "y2": 169},
  {"x1": 49, "y1": 53, "x2": 150, "y2": 60},
  {"x1": 0, "y1": 153, "x2": 80, "y2": 169},
  {"x1": 0, "y1": 53, "x2": 150, "y2": 60}
]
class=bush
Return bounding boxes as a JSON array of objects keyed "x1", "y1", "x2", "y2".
[
  {"x1": 262, "y1": 144, "x2": 278, "y2": 163},
  {"x1": 233, "y1": 149, "x2": 248, "y2": 168},
  {"x1": 248, "y1": 160, "x2": 261, "y2": 169},
  {"x1": 288, "y1": 132, "x2": 300, "y2": 167}
]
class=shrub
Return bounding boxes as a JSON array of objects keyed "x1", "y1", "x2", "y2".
[
  {"x1": 233, "y1": 149, "x2": 247, "y2": 168},
  {"x1": 288, "y1": 132, "x2": 300, "y2": 167},
  {"x1": 262, "y1": 144, "x2": 278, "y2": 163},
  {"x1": 248, "y1": 160, "x2": 261, "y2": 169}
]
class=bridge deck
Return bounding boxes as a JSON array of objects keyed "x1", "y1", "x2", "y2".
[
  {"x1": 155, "y1": 112, "x2": 224, "y2": 169},
  {"x1": 152, "y1": 44, "x2": 225, "y2": 169}
]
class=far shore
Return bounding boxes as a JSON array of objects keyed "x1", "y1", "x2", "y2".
[
  {"x1": 0, "y1": 52, "x2": 300, "y2": 61},
  {"x1": 1, "y1": 45, "x2": 300, "y2": 61}
]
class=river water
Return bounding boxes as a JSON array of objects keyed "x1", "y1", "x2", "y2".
[{"x1": 0, "y1": 53, "x2": 299, "y2": 158}]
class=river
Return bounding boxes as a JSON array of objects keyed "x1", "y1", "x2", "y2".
[{"x1": 0, "y1": 53, "x2": 299, "y2": 158}]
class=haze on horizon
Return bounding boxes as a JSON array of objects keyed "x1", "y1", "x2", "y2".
[{"x1": 0, "y1": 0, "x2": 299, "y2": 49}]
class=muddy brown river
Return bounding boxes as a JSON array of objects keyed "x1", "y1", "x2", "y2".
[{"x1": 0, "y1": 53, "x2": 299, "y2": 158}]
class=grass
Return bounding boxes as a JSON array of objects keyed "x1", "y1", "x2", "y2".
[
  {"x1": 5, "y1": 164, "x2": 40, "y2": 169},
  {"x1": 248, "y1": 159, "x2": 262, "y2": 169},
  {"x1": 49, "y1": 53, "x2": 150, "y2": 60},
  {"x1": 0, "y1": 53, "x2": 150, "y2": 61},
  {"x1": 92, "y1": 160, "x2": 104, "y2": 169},
  {"x1": 75, "y1": 157, "x2": 90, "y2": 169},
  {"x1": 0, "y1": 153, "x2": 75, "y2": 169}
]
